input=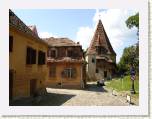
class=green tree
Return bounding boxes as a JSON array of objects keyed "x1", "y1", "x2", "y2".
[
  {"x1": 117, "y1": 13, "x2": 139, "y2": 75},
  {"x1": 126, "y1": 13, "x2": 139, "y2": 57},
  {"x1": 117, "y1": 45, "x2": 139, "y2": 75},
  {"x1": 126, "y1": 13, "x2": 139, "y2": 35}
]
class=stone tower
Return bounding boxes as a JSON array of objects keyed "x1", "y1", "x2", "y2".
[{"x1": 86, "y1": 19, "x2": 116, "y2": 81}]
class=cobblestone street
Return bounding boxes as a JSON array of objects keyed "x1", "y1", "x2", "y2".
[
  {"x1": 10, "y1": 82, "x2": 137, "y2": 106},
  {"x1": 44, "y1": 83, "x2": 132, "y2": 106},
  {"x1": 45, "y1": 82, "x2": 132, "y2": 106}
]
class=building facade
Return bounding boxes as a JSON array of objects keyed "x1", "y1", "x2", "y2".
[
  {"x1": 44, "y1": 37, "x2": 86, "y2": 89},
  {"x1": 86, "y1": 20, "x2": 116, "y2": 81},
  {"x1": 9, "y1": 10, "x2": 48, "y2": 100}
]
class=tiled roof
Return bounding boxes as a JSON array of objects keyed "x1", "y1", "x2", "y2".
[
  {"x1": 86, "y1": 20, "x2": 116, "y2": 55},
  {"x1": 9, "y1": 10, "x2": 48, "y2": 46},
  {"x1": 43, "y1": 37, "x2": 81, "y2": 47}
]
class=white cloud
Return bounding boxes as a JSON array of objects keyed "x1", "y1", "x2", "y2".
[
  {"x1": 39, "y1": 32, "x2": 58, "y2": 38},
  {"x1": 93, "y1": 9, "x2": 138, "y2": 49},
  {"x1": 76, "y1": 27, "x2": 94, "y2": 50},
  {"x1": 76, "y1": 9, "x2": 138, "y2": 62}
]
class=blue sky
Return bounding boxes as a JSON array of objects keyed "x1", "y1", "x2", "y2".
[
  {"x1": 13, "y1": 9, "x2": 95, "y2": 39},
  {"x1": 13, "y1": 9, "x2": 138, "y2": 62}
]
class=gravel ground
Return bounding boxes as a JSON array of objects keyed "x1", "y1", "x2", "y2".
[{"x1": 10, "y1": 82, "x2": 137, "y2": 106}]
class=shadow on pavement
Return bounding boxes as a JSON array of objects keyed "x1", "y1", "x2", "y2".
[
  {"x1": 10, "y1": 92, "x2": 75, "y2": 106},
  {"x1": 85, "y1": 83, "x2": 108, "y2": 92}
]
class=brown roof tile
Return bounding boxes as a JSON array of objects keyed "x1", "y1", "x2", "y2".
[
  {"x1": 9, "y1": 10, "x2": 48, "y2": 46},
  {"x1": 44, "y1": 37, "x2": 81, "y2": 47},
  {"x1": 87, "y1": 20, "x2": 116, "y2": 55}
]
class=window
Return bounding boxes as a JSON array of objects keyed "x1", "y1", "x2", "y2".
[
  {"x1": 51, "y1": 50, "x2": 56, "y2": 58},
  {"x1": 73, "y1": 48, "x2": 81, "y2": 58},
  {"x1": 96, "y1": 68, "x2": 99, "y2": 73},
  {"x1": 67, "y1": 50, "x2": 72, "y2": 57},
  {"x1": 47, "y1": 50, "x2": 51, "y2": 57},
  {"x1": 38, "y1": 51, "x2": 46, "y2": 65},
  {"x1": 92, "y1": 58, "x2": 95, "y2": 63},
  {"x1": 26, "y1": 47, "x2": 36, "y2": 64},
  {"x1": 9, "y1": 36, "x2": 13, "y2": 52},
  {"x1": 61, "y1": 68, "x2": 76, "y2": 78},
  {"x1": 49, "y1": 65, "x2": 56, "y2": 77},
  {"x1": 96, "y1": 46, "x2": 107, "y2": 54}
]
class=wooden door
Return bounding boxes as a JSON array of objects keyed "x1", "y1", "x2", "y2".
[
  {"x1": 30, "y1": 79, "x2": 37, "y2": 96},
  {"x1": 104, "y1": 71, "x2": 107, "y2": 78}
]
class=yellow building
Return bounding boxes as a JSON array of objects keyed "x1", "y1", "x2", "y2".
[
  {"x1": 44, "y1": 37, "x2": 86, "y2": 89},
  {"x1": 9, "y1": 10, "x2": 48, "y2": 100}
]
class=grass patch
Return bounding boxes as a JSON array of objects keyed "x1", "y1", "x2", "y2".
[{"x1": 106, "y1": 75, "x2": 139, "y2": 98}]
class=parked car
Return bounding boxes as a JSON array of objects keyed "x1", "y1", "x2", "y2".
[{"x1": 97, "y1": 79, "x2": 105, "y2": 86}]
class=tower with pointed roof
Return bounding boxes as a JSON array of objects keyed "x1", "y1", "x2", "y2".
[{"x1": 86, "y1": 19, "x2": 116, "y2": 80}]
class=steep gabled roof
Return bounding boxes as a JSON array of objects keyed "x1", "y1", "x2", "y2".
[
  {"x1": 87, "y1": 20, "x2": 116, "y2": 55},
  {"x1": 9, "y1": 9, "x2": 48, "y2": 46}
]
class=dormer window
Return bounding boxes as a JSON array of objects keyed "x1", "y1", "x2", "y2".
[{"x1": 96, "y1": 46, "x2": 107, "y2": 54}]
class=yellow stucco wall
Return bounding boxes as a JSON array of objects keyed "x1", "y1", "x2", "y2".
[
  {"x1": 9, "y1": 27, "x2": 48, "y2": 99},
  {"x1": 46, "y1": 62, "x2": 83, "y2": 89}
]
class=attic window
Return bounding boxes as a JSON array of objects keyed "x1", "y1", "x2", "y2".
[{"x1": 96, "y1": 46, "x2": 107, "y2": 54}]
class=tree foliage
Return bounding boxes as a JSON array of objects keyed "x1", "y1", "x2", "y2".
[
  {"x1": 117, "y1": 13, "x2": 139, "y2": 76},
  {"x1": 126, "y1": 13, "x2": 139, "y2": 37},
  {"x1": 126, "y1": 13, "x2": 139, "y2": 29},
  {"x1": 117, "y1": 45, "x2": 139, "y2": 75}
]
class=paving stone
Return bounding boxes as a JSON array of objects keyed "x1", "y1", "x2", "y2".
[{"x1": 10, "y1": 82, "x2": 138, "y2": 106}]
